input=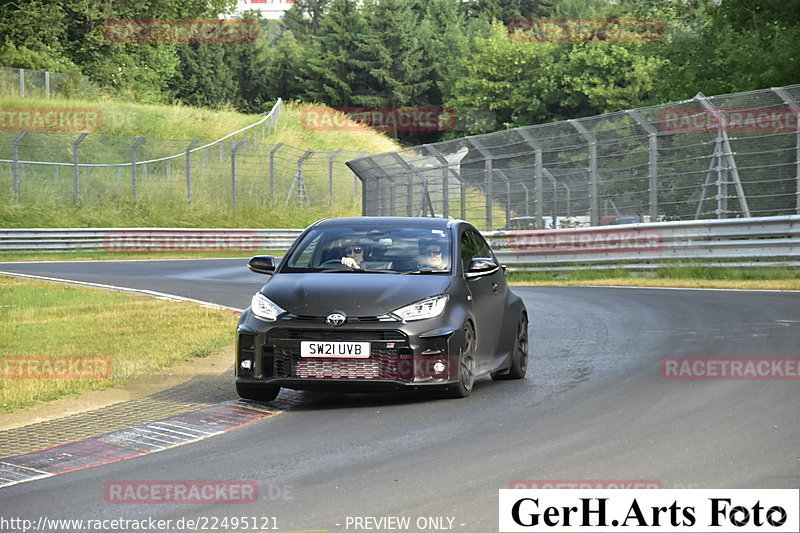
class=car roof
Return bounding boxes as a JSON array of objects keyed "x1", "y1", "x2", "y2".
[{"x1": 312, "y1": 216, "x2": 463, "y2": 230}]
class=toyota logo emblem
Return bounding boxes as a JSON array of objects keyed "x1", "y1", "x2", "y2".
[{"x1": 326, "y1": 312, "x2": 346, "y2": 326}]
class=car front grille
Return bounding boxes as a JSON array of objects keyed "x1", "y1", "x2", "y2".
[{"x1": 264, "y1": 328, "x2": 413, "y2": 380}]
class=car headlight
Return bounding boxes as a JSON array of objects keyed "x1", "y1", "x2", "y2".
[
  {"x1": 251, "y1": 292, "x2": 286, "y2": 321},
  {"x1": 391, "y1": 295, "x2": 449, "y2": 322}
]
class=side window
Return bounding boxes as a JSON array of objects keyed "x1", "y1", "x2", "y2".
[
  {"x1": 460, "y1": 229, "x2": 491, "y2": 268},
  {"x1": 471, "y1": 231, "x2": 493, "y2": 259},
  {"x1": 460, "y1": 231, "x2": 478, "y2": 268}
]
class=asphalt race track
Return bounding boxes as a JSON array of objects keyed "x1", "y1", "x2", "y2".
[{"x1": 0, "y1": 258, "x2": 798, "y2": 532}]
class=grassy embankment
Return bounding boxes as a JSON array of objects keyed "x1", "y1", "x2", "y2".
[
  {"x1": 0, "y1": 94, "x2": 402, "y2": 231},
  {"x1": 0, "y1": 275, "x2": 238, "y2": 413}
]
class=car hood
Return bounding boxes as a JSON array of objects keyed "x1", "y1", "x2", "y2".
[{"x1": 260, "y1": 273, "x2": 452, "y2": 317}]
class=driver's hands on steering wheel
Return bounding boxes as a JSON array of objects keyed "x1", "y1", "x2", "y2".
[{"x1": 341, "y1": 256, "x2": 360, "y2": 269}]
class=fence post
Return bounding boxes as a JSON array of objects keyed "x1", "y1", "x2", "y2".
[
  {"x1": 628, "y1": 110, "x2": 659, "y2": 222},
  {"x1": 495, "y1": 169, "x2": 512, "y2": 228},
  {"x1": 130, "y1": 136, "x2": 146, "y2": 200},
  {"x1": 269, "y1": 142, "x2": 284, "y2": 201},
  {"x1": 772, "y1": 87, "x2": 800, "y2": 214},
  {"x1": 231, "y1": 141, "x2": 246, "y2": 208},
  {"x1": 19, "y1": 68, "x2": 24, "y2": 97},
  {"x1": 328, "y1": 149, "x2": 343, "y2": 207},
  {"x1": 185, "y1": 139, "x2": 200, "y2": 205},
  {"x1": 520, "y1": 183, "x2": 530, "y2": 216},
  {"x1": 73, "y1": 132, "x2": 89, "y2": 204},
  {"x1": 540, "y1": 169, "x2": 559, "y2": 227},
  {"x1": 569, "y1": 119, "x2": 598, "y2": 226},
  {"x1": 423, "y1": 144, "x2": 459, "y2": 219},
  {"x1": 355, "y1": 151, "x2": 368, "y2": 201},
  {"x1": 467, "y1": 137, "x2": 493, "y2": 229},
  {"x1": 12, "y1": 131, "x2": 28, "y2": 202},
  {"x1": 516, "y1": 129, "x2": 545, "y2": 228},
  {"x1": 45, "y1": 71, "x2": 50, "y2": 98}
]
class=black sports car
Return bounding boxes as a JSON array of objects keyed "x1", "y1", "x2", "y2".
[{"x1": 235, "y1": 216, "x2": 528, "y2": 400}]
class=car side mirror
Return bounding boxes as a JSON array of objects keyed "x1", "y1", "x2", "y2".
[
  {"x1": 465, "y1": 257, "x2": 500, "y2": 278},
  {"x1": 248, "y1": 255, "x2": 276, "y2": 275}
]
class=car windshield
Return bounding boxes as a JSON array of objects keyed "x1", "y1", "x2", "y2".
[{"x1": 281, "y1": 225, "x2": 452, "y2": 274}]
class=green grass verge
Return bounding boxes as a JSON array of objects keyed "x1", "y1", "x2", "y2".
[
  {"x1": 507, "y1": 265, "x2": 800, "y2": 289},
  {"x1": 0, "y1": 276, "x2": 238, "y2": 414},
  {"x1": 0, "y1": 199, "x2": 359, "y2": 230}
]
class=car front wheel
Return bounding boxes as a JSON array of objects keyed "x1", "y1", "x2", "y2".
[{"x1": 445, "y1": 323, "x2": 476, "y2": 398}]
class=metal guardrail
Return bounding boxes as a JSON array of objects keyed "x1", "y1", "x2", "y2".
[
  {"x1": 2, "y1": 218, "x2": 797, "y2": 273},
  {"x1": 486, "y1": 215, "x2": 800, "y2": 271},
  {"x1": 0, "y1": 228, "x2": 304, "y2": 254}
]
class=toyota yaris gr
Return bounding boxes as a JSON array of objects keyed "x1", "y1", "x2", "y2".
[{"x1": 235, "y1": 216, "x2": 528, "y2": 400}]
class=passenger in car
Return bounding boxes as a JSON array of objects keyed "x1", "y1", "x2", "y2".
[{"x1": 417, "y1": 240, "x2": 449, "y2": 270}]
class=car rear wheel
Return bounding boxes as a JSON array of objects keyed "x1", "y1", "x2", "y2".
[
  {"x1": 491, "y1": 313, "x2": 528, "y2": 380},
  {"x1": 446, "y1": 323, "x2": 476, "y2": 398},
  {"x1": 236, "y1": 382, "x2": 280, "y2": 402}
]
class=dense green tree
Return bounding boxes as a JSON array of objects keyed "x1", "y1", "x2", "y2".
[
  {"x1": 447, "y1": 22, "x2": 564, "y2": 129},
  {"x1": 358, "y1": 0, "x2": 432, "y2": 108},
  {"x1": 461, "y1": 0, "x2": 554, "y2": 24},
  {"x1": 653, "y1": 0, "x2": 800, "y2": 101},
  {"x1": 281, "y1": 0, "x2": 332, "y2": 41},
  {"x1": 303, "y1": 0, "x2": 371, "y2": 107},
  {"x1": 170, "y1": 43, "x2": 239, "y2": 108},
  {"x1": 263, "y1": 31, "x2": 309, "y2": 100}
]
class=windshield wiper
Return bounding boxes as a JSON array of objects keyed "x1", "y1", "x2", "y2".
[{"x1": 402, "y1": 269, "x2": 449, "y2": 275}]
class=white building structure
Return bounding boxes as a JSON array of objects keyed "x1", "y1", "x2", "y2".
[{"x1": 233, "y1": 0, "x2": 294, "y2": 20}]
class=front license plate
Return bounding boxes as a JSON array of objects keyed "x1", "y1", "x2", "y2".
[{"x1": 300, "y1": 341, "x2": 370, "y2": 358}]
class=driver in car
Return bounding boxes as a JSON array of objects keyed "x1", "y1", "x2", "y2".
[{"x1": 341, "y1": 241, "x2": 366, "y2": 269}]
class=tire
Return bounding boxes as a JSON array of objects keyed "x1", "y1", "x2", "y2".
[
  {"x1": 491, "y1": 313, "x2": 528, "y2": 381},
  {"x1": 236, "y1": 382, "x2": 280, "y2": 402},
  {"x1": 445, "y1": 323, "x2": 476, "y2": 398}
]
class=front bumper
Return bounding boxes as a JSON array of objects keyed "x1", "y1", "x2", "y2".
[{"x1": 235, "y1": 309, "x2": 463, "y2": 392}]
